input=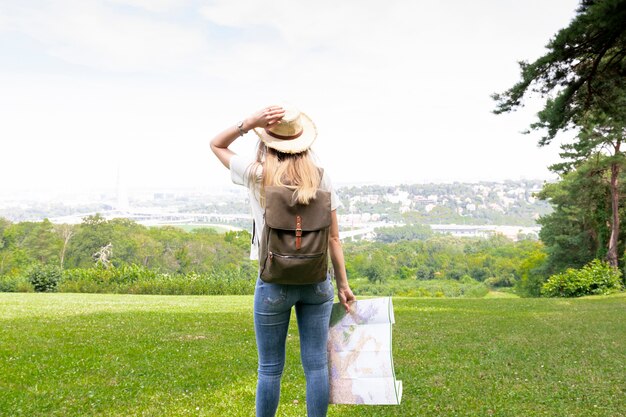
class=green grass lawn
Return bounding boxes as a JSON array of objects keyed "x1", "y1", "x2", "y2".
[{"x1": 1, "y1": 293, "x2": 624, "y2": 417}]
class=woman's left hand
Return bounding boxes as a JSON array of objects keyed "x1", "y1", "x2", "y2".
[
  {"x1": 244, "y1": 105, "x2": 285, "y2": 130},
  {"x1": 338, "y1": 285, "x2": 356, "y2": 313}
]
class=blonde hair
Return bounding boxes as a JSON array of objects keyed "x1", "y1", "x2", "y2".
[{"x1": 248, "y1": 141, "x2": 321, "y2": 207}]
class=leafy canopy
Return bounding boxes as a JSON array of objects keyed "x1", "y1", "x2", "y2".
[{"x1": 493, "y1": 0, "x2": 626, "y2": 145}]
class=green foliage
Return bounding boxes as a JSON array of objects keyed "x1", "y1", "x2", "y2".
[
  {"x1": 493, "y1": 0, "x2": 626, "y2": 144},
  {"x1": 0, "y1": 219, "x2": 61, "y2": 274},
  {"x1": 494, "y1": 0, "x2": 626, "y2": 271},
  {"x1": 374, "y1": 223, "x2": 432, "y2": 243},
  {"x1": 0, "y1": 274, "x2": 33, "y2": 292},
  {"x1": 483, "y1": 273, "x2": 515, "y2": 288},
  {"x1": 344, "y1": 235, "x2": 547, "y2": 297},
  {"x1": 59, "y1": 263, "x2": 256, "y2": 295},
  {"x1": 223, "y1": 230, "x2": 252, "y2": 251},
  {"x1": 26, "y1": 263, "x2": 62, "y2": 292},
  {"x1": 352, "y1": 278, "x2": 489, "y2": 298},
  {"x1": 0, "y1": 214, "x2": 253, "y2": 277},
  {"x1": 0, "y1": 217, "x2": 10, "y2": 246},
  {"x1": 415, "y1": 264, "x2": 434, "y2": 280},
  {"x1": 362, "y1": 251, "x2": 392, "y2": 283},
  {"x1": 64, "y1": 214, "x2": 111, "y2": 268},
  {"x1": 0, "y1": 216, "x2": 552, "y2": 297},
  {"x1": 541, "y1": 259, "x2": 624, "y2": 298},
  {"x1": 514, "y1": 248, "x2": 548, "y2": 297},
  {"x1": 536, "y1": 156, "x2": 624, "y2": 273}
]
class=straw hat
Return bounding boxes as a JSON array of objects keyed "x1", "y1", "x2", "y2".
[{"x1": 253, "y1": 104, "x2": 317, "y2": 154}]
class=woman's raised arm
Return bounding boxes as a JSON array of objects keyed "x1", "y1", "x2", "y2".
[{"x1": 210, "y1": 105, "x2": 285, "y2": 168}]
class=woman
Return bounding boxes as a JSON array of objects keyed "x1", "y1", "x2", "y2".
[{"x1": 210, "y1": 104, "x2": 356, "y2": 417}]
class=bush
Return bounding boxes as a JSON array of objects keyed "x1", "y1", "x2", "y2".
[
  {"x1": 58, "y1": 264, "x2": 256, "y2": 295},
  {"x1": 27, "y1": 264, "x2": 62, "y2": 292},
  {"x1": 514, "y1": 250, "x2": 548, "y2": 297},
  {"x1": 351, "y1": 277, "x2": 489, "y2": 298},
  {"x1": 484, "y1": 273, "x2": 515, "y2": 288},
  {"x1": 541, "y1": 259, "x2": 624, "y2": 297},
  {"x1": 0, "y1": 275, "x2": 34, "y2": 292},
  {"x1": 363, "y1": 253, "x2": 392, "y2": 283},
  {"x1": 415, "y1": 265, "x2": 434, "y2": 280}
]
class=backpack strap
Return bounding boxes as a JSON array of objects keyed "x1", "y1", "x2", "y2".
[{"x1": 295, "y1": 215, "x2": 303, "y2": 249}]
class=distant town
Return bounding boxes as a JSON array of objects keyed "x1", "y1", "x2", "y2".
[{"x1": 0, "y1": 179, "x2": 550, "y2": 241}]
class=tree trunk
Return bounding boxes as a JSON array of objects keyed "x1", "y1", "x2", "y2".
[
  {"x1": 58, "y1": 225, "x2": 74, "y2": 269},
  {"x1": 607, "y1": 160, "x2": 620, "y2": 268}
]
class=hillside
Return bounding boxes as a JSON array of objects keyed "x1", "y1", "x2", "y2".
[{"x1": 338, "y1": 180, "x2": 551, "y2": 226}]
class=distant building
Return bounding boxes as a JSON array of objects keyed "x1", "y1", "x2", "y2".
[{"x1": 430, "y1": 224, "x2": 540, "y2": 241}]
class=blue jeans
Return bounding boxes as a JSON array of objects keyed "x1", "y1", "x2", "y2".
[{"x1": 253, "y1": 276, "x2": 334, "y2": 417}]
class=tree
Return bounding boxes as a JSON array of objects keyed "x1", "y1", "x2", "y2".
[
  {"x1": 415, "y1": 264, "x2": 435, "y2": 280},
  {"x1": 363, "y1": 251, "x2": 393, "y2": 283},
  {"x1": 567, "y1": 110, "x2": 626, "y2": 267},
  {"x1": 536, "y1": 156, "x2": 616, "y2": 273},
  {"x1": 515, "y1": 248, "x2": 549, "y2": 297},
  {"x1": 0, "y1": 217, "x2": 10, "y2": 249},
  {"x1": 493, "y1": 0, "x2": 626, "y2": 267},
  {"x1": 374, "y1": 224, "x2": 432, "y2": 243},
  {"x1": 93, "y1": 243, "x2": 113, "y2": 268},
  {"x1": 1, "y1": 219, "x2": 61, "y2": 266},
  {"x1": 65, "y1": 214, "x2": 112, "y2": 268},
  {"x1": 54, "y1": 223, "x2": 75, "y2": 268},
  {"x1": 0, "y1": 218, "x2": 10, "y2": 274}
]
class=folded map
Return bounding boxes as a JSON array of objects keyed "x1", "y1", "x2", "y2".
[{"x1": 327, "y1": 297, "x2": 402, "y2": 405}]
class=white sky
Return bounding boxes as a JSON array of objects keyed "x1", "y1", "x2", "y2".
[{"x1": 0, "y1": 0, "x2": 581, "y2": 195}]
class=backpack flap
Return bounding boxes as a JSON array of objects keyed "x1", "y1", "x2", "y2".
[{"x1": 264, "y1": 187, "x2": 332, "y2": 231}]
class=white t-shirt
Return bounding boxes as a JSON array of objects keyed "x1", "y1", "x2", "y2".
[{"x1": 229, "y1": 154, "x2": 341, "y2": 260}]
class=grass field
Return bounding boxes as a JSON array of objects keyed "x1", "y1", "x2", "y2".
[{"x1": 1, "y1": 292, "x2": 624, "y2": 417}]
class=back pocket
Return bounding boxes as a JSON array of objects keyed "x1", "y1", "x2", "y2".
[
  {"x1": 313, "y1": 278, "x2": 333, "y2": 299},
  {"x1": 260, "y1": 283, "x2": 287, "y2": 306}
]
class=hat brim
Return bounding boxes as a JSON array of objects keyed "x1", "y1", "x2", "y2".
[{"x1": 253, "y1": 112, "x2": 317, "y2": 154}]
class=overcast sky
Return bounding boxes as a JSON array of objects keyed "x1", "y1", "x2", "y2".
[{"x1": 0, "y1": 0, "x2": 581, "y2": 195}]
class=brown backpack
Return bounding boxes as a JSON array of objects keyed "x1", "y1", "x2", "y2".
[{"x1": 258, "y1": 182, "x2": 331, "y2": 285}]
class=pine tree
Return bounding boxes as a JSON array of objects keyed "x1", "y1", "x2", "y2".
[{"x1": 493, "y1": 0, "x2": 626, "y2": 267}]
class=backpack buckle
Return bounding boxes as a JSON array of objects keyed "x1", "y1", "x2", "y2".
[{"x1": 295, "y1": 215, "x2": 302, "y2": 250}]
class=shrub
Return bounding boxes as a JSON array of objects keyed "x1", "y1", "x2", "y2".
[
  {"x1": 514, "y1": 250, "x2": 548, "y2": 297},
  {"x1": 415, "y1": 265, "x2": 434, "y2": 280},
  {"x1": 541, "y1": 259, "x2": 624, "y2": 297},
  {"x1": 58, "y1": 264, "x2": 256, "y2": 295},
  {"x1": 0, "y1": 275, "x2": 34, "y2": 292},
  {"x1": 27, "y1": 264, "x2": 62, "y2": 292},
  {"x1": 351, "y1": 277, "x2": 489, "y2": 298},
  {"x1": 363, "y1": 252, "x2": 392, "y2": 283},
  {"x1": 460, "y1": 274, "x2": 478, "y2": 284},
  {"x1": 484, "y1": 273, "x2": 515, "y2": 288}
]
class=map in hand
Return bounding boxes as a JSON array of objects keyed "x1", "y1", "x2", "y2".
[{"x1": 327, "y1": 297, "x2": 402, "y2": 405}]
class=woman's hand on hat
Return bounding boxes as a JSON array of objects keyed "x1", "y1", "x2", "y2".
[{"x1": 245, "y1": 105, "x2": 285, "y2": 130}]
